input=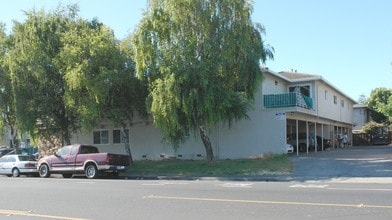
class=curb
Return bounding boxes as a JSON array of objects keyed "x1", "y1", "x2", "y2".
[
  {"x1": 120, "y1": 174, "x2": 392, "y2": 183},
  {"x1": 120, "y1": 174, "x2": 290, "y2": 182}
]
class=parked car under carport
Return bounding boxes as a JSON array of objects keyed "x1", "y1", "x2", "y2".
[
  {"x1": 287, "y1": 133, "x2": 331, "y2": 152},
  {"x1": 287, "y1": 133, "x2": 315, "y2": 152},
  {"x1": 315, "y1": 136, "x2": 332, "y2": 150}
]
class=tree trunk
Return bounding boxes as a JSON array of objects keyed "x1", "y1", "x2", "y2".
[
  {"x1": 121, "y1": 126, "x2": 133, "y2": 165},
  {"x1": 10, "y1": 127, "x2": 18, "y2": 148},
  {"x1": 64, "y1": 133, "x2": 71, "y2": 146},
  {"x1": 199, "y1": 125, "x2": 214, "y2": 165}
]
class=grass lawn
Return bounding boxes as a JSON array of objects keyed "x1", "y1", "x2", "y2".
[{"x1": 127, "y1": 154, "x2": 293, "y2": 176}]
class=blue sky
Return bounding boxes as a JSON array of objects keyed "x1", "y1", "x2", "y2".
[{"x1": 1, "y1": 0, "x2": 391, "y2": 102}]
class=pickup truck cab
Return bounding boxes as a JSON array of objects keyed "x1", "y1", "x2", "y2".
[{"x1": 38, "y1": 144, "x2": 130, "y2": 179}]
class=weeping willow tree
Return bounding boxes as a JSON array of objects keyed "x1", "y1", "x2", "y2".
[{"x1": 133, "y1": 0, "x2": 273, "y2": 164}]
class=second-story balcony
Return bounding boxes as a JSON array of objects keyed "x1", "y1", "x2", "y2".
[{"x1": 263, "y1": 92, "x2": 313, "y2": 110}]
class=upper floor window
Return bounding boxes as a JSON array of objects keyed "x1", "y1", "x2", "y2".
[
  {"x1": 113, "y1": 129, "x2": 129, "y2": 144},
  {"x1": 325, "y1": 90, "x2": 328, "y2": 100},
  {"x1": 333, "y1": 95, "x2": 337, "y2": 104},
  {"x1": 289, "y1": 85, "x2": 310, "y2": 97},
  {"x1": 341, "y1": 100, "x2": 345, "y2": 108},
  {"x1": 93, "y1": 130, "x2": 109, "y2": 144}
]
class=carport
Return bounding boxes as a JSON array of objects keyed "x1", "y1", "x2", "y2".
[{"x1": 286, "y1": 113, "x2": 352, "y2": 156}]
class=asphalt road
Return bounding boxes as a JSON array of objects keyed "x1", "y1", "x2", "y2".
[
  {"x1": 0, "y1": 145, "x2": 391, "y2": 220},
  {"x1": 1, "y1": 176, "x2": 392, "y2": 219},
  {"x1": 288, "y1": 145, "x2": 392, "y2": 182}
]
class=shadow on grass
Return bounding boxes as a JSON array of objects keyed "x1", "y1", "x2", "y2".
[
  {"x1": 127, "y1": 154, "x2": 293, "y2": 176},
  {"x1": 124, "y1": 146, "x2": 392, "y2": 183}
]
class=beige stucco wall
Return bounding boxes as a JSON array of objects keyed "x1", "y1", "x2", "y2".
[
  {"x1": 71, "y1": 119, "x2": 181, "y2": 158},
  {"x1": 68, "y1": 70, "x2": 354, "y2": 160},
  {"x1": 353, "y1": 107, "x2": 368, "y2": 131},
  {"x1": 314, "y1": 81, "x2": 354, "y2": 124},
  {"x1": 69, "y1": 79, "x2": 287, "y2": 160}
]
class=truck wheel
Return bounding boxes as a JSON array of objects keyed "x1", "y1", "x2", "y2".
[
  {"x1": 12, "y1": 168, "x2": 20, "y2": 177},
  {"x1": 85, "y1": 164, "x2": 98, "y2": 179},
  {"x1": 39, "y1": 164, "x2": 50, "y2": 178}
]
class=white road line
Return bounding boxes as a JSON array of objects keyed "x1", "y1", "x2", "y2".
[
  {"x1": 328, "y1": 187, "x2": 392, "y2": 191},
  {"x1": 142, "y1": 181, "x2": 190, "y2": 186},
  {"x1": 142, "y1": 183, "x2": 166, "y2": 186},
  {"x1": 289, "y1": 184, "x2": 328, "y2": 189},
  {"x1": 289, "y1": 184, "x2": 392, "y2": 191},
  {"x1": 219, "y1": 183, "x2": 253, "y2": 188}
]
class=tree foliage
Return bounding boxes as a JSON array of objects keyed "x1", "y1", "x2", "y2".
[
  {"x1": 9, "y1": 5, "x2": 79, "y2": 145},
  {"x1": 0, "y1": 23, "x2": 18, "y2": 146},
  {"x1": 357, "y1": 94, "x2": 368, "y2": 104},
  {"x1": 133, "y1": 0, "x2": 274, "y2": 164},
  {"x1": 6, "y1": 4, "x2": 147, "y2": 150},
  {"x1": 361, "y1": 121, "x2": 385, "y2": 134},
  {"x1": 365, "y1": 87, "x2": 391, "y2": 124},
  {"x1": 59, "y1": 18, "x2": 147, "y2": 131}
]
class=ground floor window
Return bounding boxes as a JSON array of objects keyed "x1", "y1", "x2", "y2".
[
  {"x1": 113, "y1": 129, "x2": 129, "y2": 144},
  {"x1": 93, "y1": 130, "x2": 109, "y2": 144}
]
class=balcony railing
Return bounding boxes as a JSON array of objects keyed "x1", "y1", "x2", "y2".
[{"x1": 263, "y1": 93, "x2": 313, "y2": 109}]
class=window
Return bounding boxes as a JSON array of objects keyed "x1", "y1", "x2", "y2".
[
  {"x1": 57, "y1": 146, "x2": 69, "y2": 156},
  {"x1": 93, "y1": 130, "x2": 109, "y2": 144},
  {"x1": 333, "y1": 95, "x2": 337, "y2": 104},
  {"x1": 341, "y1": 100, "x2": 345, "y2": 108},
  {"x1": 113, "y1": 129, "x2": 129, "y2": 144},
  {"x1": 289, "y1": 85, "x2": 310, "y2": 97},
  {"x1": 7, "y1": 156, "x2": 16, "y2": 162},
  {"x1": 80, "y1": 145, "x2": 99, "y2": 154},
  {"x1": 70, "y1": 146, "x2": 78, "y2": 155},
  {"x1": 18, "y1": 155, "x2": 36, "y2": 162},
  {"x1": 325, "y1": 90, "x2": 328, "y2": 100}
]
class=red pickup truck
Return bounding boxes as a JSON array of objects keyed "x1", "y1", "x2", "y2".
[{"x1": 37, "y1": 144, "x2": 130, "y2": 179}]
